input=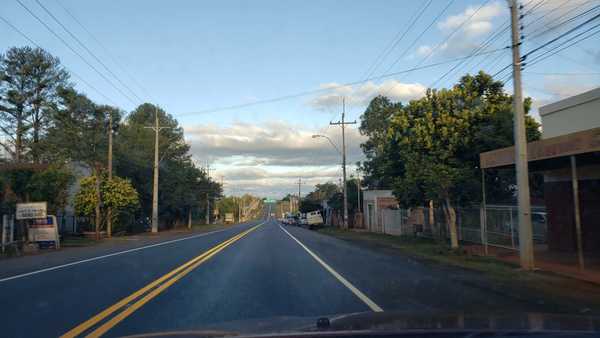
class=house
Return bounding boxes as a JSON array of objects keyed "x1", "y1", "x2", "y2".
[{"x1": 480, "y1": 87, "x2": 600, "y2": 267}]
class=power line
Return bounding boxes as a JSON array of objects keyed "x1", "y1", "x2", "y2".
[
  {"x1": 384, "y1": 0, "x2": 492, "y2": 95},
  {"x1": 360, "y1": 0, "x2": 433, "y2": 81},
  {"x1": 174, "y1": 47, "x2": 505, "y2": 116},
  {"x1": 523, "y1": 11, "x2": 600, "y2": 58},
  {"x1": 378, "y1": 0, "x2": 456, "y2": 79},
  {"x1": 54, "y1": 0, "x2": 154, "y2": 101},
  {"x1": 15, "y1": 0, "x2": 138, "y2": 106},
  {"x1": 34, "y1": 0, "x2": 144, "y2": 104},
  {"x1": 526, "y1": 23, "x2": 600, "y2": 68},
  {"x1": 524, "y1": 71, "x2": 600, "y2": 75},
  {"x1": 0, "y1": 14, "x2": 118, "y2": 106},
  {"x1": 429, "y1": 20, "x2": 511, "y2": 88},
  {"x1": 527, "y1": 4, "x2": 600, "y2": 40},
  {"x1": 523, "y1": 0, "x2": 571, "y2": 32}
]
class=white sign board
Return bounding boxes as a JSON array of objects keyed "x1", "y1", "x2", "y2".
[
  {"x1": 16, "y1": 202, "x2": 47, "y2": 220},
  {"x1": 225, "y1": 213, "x2": 234, "y2": 223},
  {"x1": 27, "y1": 215, "x2": 60, "y2": 248}
]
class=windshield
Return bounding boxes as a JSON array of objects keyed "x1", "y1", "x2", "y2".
[{"x1": 1, "y1": 1, "x2": 600, "y2": 337}]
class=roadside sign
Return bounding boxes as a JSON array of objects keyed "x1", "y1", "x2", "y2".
[
  {"x1": 27, "y1": 215, "x2": 60, "y2": 249},
  {"x1": 225, "y1": 213, "x2": 234, "y2": 223},
  {"x1": 16, "y1": 202, "x2": 47, "y2": 220}
]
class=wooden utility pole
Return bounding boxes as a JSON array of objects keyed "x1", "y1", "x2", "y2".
[
  {"x1": 508, "y1": 0, "x2": 534, "y2": 270},
  {"x1": 330, "y1": 97, "x2": 356, "y2": 229},
  {"x1": 205, "y1": 163, "x2": 212, "y2": 225},
  {"x1": 297, "y1": 177, "x2": 302, "y2": 212},
  {"x1": 107, "y1": 112, "x2": 113, "y2": 237}
]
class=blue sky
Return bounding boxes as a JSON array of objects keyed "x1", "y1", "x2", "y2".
[{"x1": 2, "y1": 0, "x2": 599, "y2": 196}]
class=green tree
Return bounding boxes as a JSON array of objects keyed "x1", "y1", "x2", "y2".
[
  {"x1": 358, "y1": 95, "x2": 402, "y2": 188},
  {"x1": 74, "y1": 174, "x2": 139, "y2": 232},
  {"x1": 0, "y1": 46, "x2": 69, "y2": 162},
  {"x1": 26, "y1": 166, "x2": 74, "y2": 213},
  {"x1": 115, "y1": 103, "x2": 220, "y2": 227},
  {"x1": 43, "y1": 87, "x2": 119, "y2": 237},
  {"x1": 386, "y1": 72, "x2": 540, "y2": 248}
]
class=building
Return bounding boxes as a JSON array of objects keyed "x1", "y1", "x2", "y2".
[
  {"x1": 362, "y1": 190, "x2": 398, "y2": 232},
  {"x1": 480, "y1": 87, "x2": 600, "y2": 268}
]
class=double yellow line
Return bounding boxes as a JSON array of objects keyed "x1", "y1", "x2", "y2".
[{"x1": 62, "y1": 223, "x2": 262, "y2": 338}]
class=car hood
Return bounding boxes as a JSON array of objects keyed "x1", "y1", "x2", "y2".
[{"x1": 121, "y1": 312, "x2": 600, "y2": 337}]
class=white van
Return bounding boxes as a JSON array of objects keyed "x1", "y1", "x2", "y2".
[{"x1": 306, "y1": 210, "x2": 323, "y2": 229}]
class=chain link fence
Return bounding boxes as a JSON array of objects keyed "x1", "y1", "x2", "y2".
[{"x1": 374, "y1": 205, "x2": 547, "y2": 250}]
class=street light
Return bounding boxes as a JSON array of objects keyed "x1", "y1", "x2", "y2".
[
  {"x1": 312, "y1": 134, "x2": 341, "y2": 155},
  {"x1": 312, "y1": 133, "x2": 349, "y2": 229}
]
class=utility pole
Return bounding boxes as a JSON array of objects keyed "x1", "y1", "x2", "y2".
[
  {"x1": 145, "y1": 107, "x2": 170, "y2": 233},
  {"x1": 297, "y1": 177, "x2": 302, "y2": 212},
  {"x1": 509, "y1": 0, "x2": 534, "y2": 270},
  {"x1": 330, "y1": 97, "x2": 356, "y2": 229},
  {"x1": 356, "y1": 173, "x2": 361, "y2": 213},
  {"x1": 107, "y1": 111, "x2": 113, "y2": 238},
  {"x1": 205, "y1": 163, "x2": 212, "y2": 225}
]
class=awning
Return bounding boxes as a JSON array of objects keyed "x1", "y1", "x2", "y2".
[{"x1": 480, "y1": 127, "x2": 600, "y2": 169}]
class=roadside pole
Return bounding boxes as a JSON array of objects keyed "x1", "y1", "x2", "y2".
[
  {"x1": 205, "y1": 163, "x2": 211, "y2": 225},
  {"x1": 107, "y1": 111, "x2": 113, "y2": 238},
  {"x1": 508, "y1": 0, "x2": 534, "y2": 270},
  {"x1": 145, "y1": 106, "x2": 170, "y2": 234},
  {"x1": 152, "y1": 109, "x2": 159, "y2": 233},
  {"x1": 206, "y1": 192, "x2": 210, "y2": 225},
  {"x1": 330, "y1": 98, "x2": 356, "y2": 229},
  {"x1": 297, "y1": 177, "x2": 302, "y2": 212}
]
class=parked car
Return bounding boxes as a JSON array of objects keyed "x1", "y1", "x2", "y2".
[
  {"x1": 306, "y1": 210, "x2": 324, "y2": 229},
  {"x1": 299, "y1": 213, "x2": 308, "y2": 226}
]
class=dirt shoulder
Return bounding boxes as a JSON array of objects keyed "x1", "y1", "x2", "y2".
[{"x1": 318, "y1": 227, "x2": 600, "y2": 315}]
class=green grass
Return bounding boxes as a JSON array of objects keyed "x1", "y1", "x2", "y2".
[
  {"x1": 318, "y1": 227, "x2": 600, "y2": 312},
  {"x1": 61, "y1": 236, "x2": 98, "y2": 247}
]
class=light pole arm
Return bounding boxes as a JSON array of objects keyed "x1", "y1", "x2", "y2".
[{"x1": 313, "y1": 134, "x2": 342, "y2": 156}]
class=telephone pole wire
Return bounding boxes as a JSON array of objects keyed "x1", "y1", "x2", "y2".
[
  {"x1": 330, "y1": 97, "x2": 356, "y2": 229},
  {"x1": 508, "y1": 0, "x2": 534, "y2": 270}
]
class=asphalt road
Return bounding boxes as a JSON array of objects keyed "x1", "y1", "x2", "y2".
[{"x1": 0, "y1": 206, "x2": 550, "y2": 337}]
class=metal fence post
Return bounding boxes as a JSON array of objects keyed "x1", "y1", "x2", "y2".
[
  {"x1": 509, "y1": 206, "x2": 515, "y2": 249},
  {"x1": 480, "y1": 205, "x2": 488, "y2": 255}
]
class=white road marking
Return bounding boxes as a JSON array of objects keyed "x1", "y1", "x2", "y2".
[
  {"x1": 279, "y1": 225, "x2": 384, "y2": 312},
  {"x1": 0, "y1": 224, "x2": 252, "y2": 283}
]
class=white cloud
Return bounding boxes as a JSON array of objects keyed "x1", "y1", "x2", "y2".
[
  {"x1": 416, "y1": 45, "x2": 433, "y2": 57},
  {"x1": 184, "y1": 121, "x2": 365, "y2": 197},
  {"x1": 543, "y1": 79, "x2": 596, "y2": 99},
  {"x1": 309, "y1": 80, "x2": 426, "y2": 111},
  {"x1": 438, "y1": 1, "x2": 503, "y2": 36},
  {"x1": 417, "y1": 1, "x2": 505, "y2": 58}
]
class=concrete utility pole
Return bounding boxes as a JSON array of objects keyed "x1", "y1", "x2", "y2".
[
  {"x1": 330, "y1": 98, "x2": 356, "y2": 229},
  {"x1": 107, "y1": 111, "x2": 113, "y2": 238},
  {"x1": 508, "y1": 0, "x2": 534, "y2": 270},
  {"x1": 145, "y1": 107, "x2": 170, "y2": 233}
]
